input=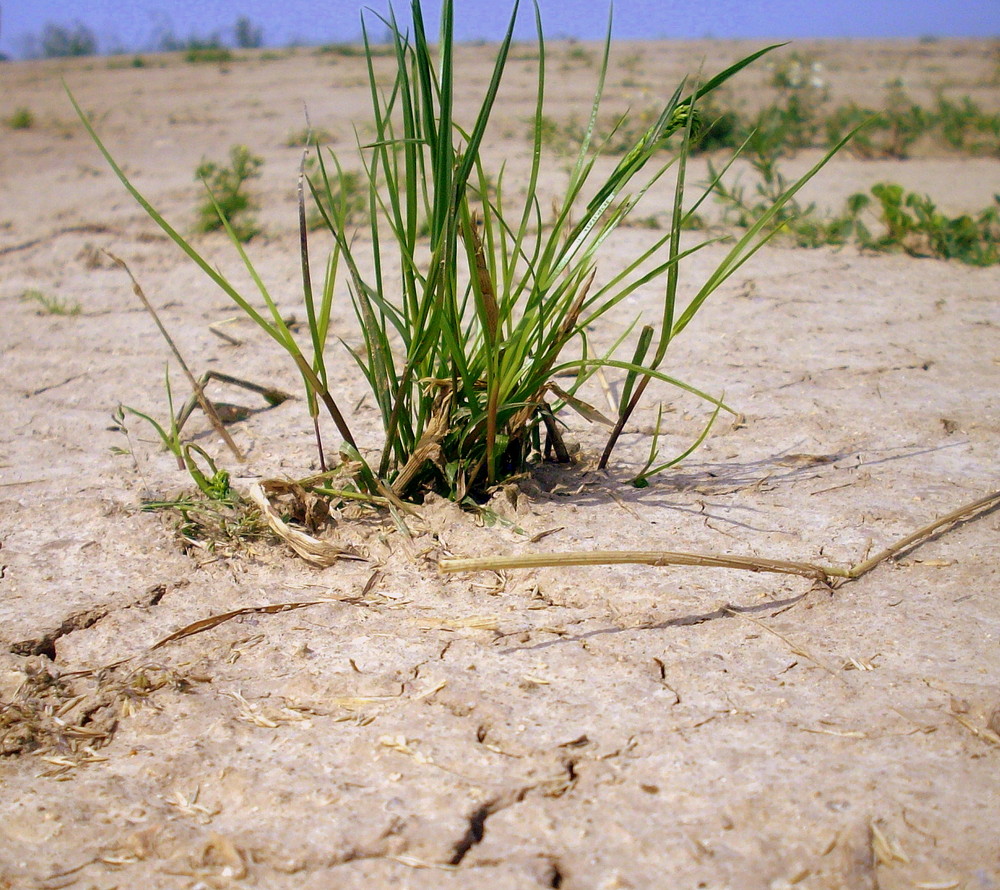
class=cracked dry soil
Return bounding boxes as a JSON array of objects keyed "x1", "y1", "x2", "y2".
[{"x1": 2, "y1": 38, "x2": 999, "y2": 890}]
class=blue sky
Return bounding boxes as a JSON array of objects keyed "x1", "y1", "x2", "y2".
[{"x1": 2, "y1": 1, "x2": 998, "y2": 58}]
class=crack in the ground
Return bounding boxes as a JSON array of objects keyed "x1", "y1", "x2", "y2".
[
  {"x1": 9, "y1": 607, "x2": 109, "y2": 659},
  {"x1": 8, "y1": 582, "x2": 183, "y2": 660},
  {"x1": 547, "y1": 858, "x2": 564, "y2": 888},
  {"x1": 449, "y1": 788, "x2": 530, "y2": 866}
]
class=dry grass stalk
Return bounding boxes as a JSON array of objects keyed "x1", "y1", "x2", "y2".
[
  {"x1": 150, "y1": 596, "x2": 363, "y2": 650},
  {"x1": 439, "y1": 488, "x2": 1000, "y2": 585},
  {"x1": 247, "y1": 481, "x2": 364, "y2": 566}
]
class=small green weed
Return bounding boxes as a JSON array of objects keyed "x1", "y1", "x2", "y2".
[
  {"x1": 709, "y1": 152, "x2": 852, "y2": 248},
  {"x1": 565, "y1": 44, "x2": 595, "y2": 67},
  {"x1": 21, "y1": 288, "x2": 81, "y2": 316},
  {"x1": 935, "y1": 95, "x2": 1000, "y2": 156},
  {"x1": 847, "y1": 184, "x2": 1000, "y2": 265},
  {"x1": 286, "y1": 127, "x2": 335, "y2": 147},
  {"x1": 7, "y1": 107, "x2": 34, "y2": 130},
  {"x1": 194, "y1": 145, "x2": 263, "y2": 241},
  {"x1": 711, "y1": 151, "x2": 1000, "y2": 265},
  {"x1": 112, "y1": 393, "x2": 266, "y2": 554},
  {"x1": 106, "y1": 55, "x2": 147, "y2": 69},
  {"x1": 302, "y1": 159, "x2": 368, "y2": 230},
  {"x1": 769, "y1": 52, "x2": 827, "y2": 92}
]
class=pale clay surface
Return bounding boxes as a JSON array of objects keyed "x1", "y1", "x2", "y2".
[{"x1": 1, "y1": 39, "x2": 999, "y2": 889}]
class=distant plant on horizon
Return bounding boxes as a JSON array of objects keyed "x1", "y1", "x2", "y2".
[
  {"x1": 234, "y1": 16, "x2": 264, "y2": 50},
  {"x1": 39, "y1": 21, "x2": 98, "y2": 58}
]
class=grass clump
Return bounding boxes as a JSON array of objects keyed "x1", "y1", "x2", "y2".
[
  {"x1": 194, "y1": 145, "x2": 263, "y2": 241},
  {"x1": 21, "y1": 288, "x2": 81, "y2": 316},
  {"x1": 73, "y1": 0, "x2": 850, "y2": 504},
  {"x1": 7, "y1": 107, "x2": 34, "y2": 130}
]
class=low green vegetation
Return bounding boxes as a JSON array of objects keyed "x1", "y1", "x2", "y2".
[
  {"x1": 194, "y1": 145, "x2": 263, "y2": 241},
  {"x1": 106, "y1": 55, "x2": 147, "y2": 69},
  {"x1": 314, "y1": 42, "x2": 394, "y2": 58},
  {"x1": 285, "y1": 127, "x2": 335, "y2": 147},
  {"x1": 21, "y1": 288, "x2": 81, "y2": 316},
  {"x1": 7, "y1": 107, "x2": 34, "y2": 130},
  {"x1": 542, "y1": 70, "x2": 999, "y2": 162},
  {"x1": 711, "y1": 161, "x2": 1000, "y2": 266},
  {"x1": 184, "y1": 44, "x2": 234, "y2": 64},
  {"x1": 846, "y1": 184, "x2": 1000, "y2": 265}
]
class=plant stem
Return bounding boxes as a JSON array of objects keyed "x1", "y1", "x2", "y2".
[{"x1": 440, "y1": 489, "x2": 1000, "y2": 585}]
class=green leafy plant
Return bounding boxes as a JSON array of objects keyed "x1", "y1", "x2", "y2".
[
  {"x1": 112, "y1": 379, "x2": 267, "y2": 552},
  {"x1": 72, "y1": 0, "x2": 851, "y2": 504},
  {"x1": 21, "y1": 288, "x2": 81, "y2": 316},
  {"x1": 934, "y1": 95, "x2": 1000, "y2": 156},
  {"x1": 847, "y1": 184, "x2": 1000, "y2": 265},
  {"x1": 7, "y1": 107, "x2": 34, "y2": 130},
  {"x1": 194, "y1": 145, "x2": 263, "y2": 241}
]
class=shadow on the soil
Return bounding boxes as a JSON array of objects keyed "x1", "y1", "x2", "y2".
[
  {"x1": 522, "y1": 438, "x2": 966, "y2": 533},
  {"x1": 499, "y1": 590, "x2": 813, "y2": 654}
]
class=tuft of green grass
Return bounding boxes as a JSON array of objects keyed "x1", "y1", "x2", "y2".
[
  {"x1": 7, "y1": 107, "x2": 34, "y2": 130},
  {"x1": 71, "y1": 0, "x2": 851, "y2": 503},
  {"x1": 21, "y1": 288, "x2": 81, "y2": 316},
  {"x1": 194, "y1": 145, "x2": 263, "y2": 241}
]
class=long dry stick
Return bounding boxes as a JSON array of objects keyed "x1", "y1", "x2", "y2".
[{"x1": 440, "y1": 489, "x2": 1000, "y2": 585}]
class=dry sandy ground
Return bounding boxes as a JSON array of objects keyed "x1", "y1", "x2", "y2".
[{"x1": 1, "y1": 38, "x2": 999, "y2": 890}]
